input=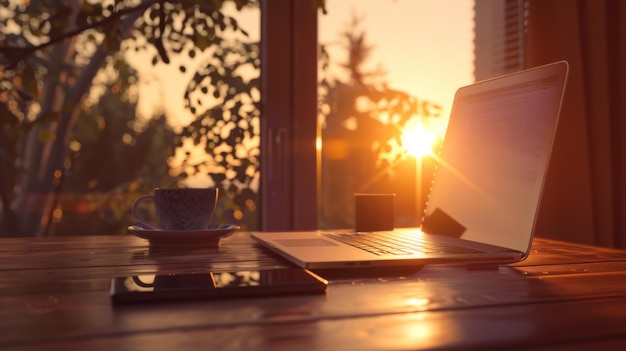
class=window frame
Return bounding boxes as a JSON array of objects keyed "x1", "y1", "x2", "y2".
[{"x1": 260, "y1": 0, "x2": 319, "y2": 230}]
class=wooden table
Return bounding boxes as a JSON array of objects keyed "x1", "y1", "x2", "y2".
[{"x1": 3, "y1": 232, "x2": 626, "y2": 350}]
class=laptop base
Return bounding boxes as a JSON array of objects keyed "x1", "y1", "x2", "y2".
[{"x1": 311, "y1": 265, "x2": 424, "y2": 280}]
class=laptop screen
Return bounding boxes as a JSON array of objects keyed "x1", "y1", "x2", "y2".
[{"x1": 422, "y1": 62, "x2": 568, "y2": 254}]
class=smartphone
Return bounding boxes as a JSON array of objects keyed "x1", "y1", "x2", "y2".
[{"x1": 110, "y1": 268, "x2": 328, "y2": 304}]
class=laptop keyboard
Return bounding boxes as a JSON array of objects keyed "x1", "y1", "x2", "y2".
[{"x1": 323, "y1": 231, "x2": 483, "y2": 256}]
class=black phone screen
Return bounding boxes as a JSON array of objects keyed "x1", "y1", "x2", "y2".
[{"x1": 110, "y1": 268, "x2": 328, "y2": 304}]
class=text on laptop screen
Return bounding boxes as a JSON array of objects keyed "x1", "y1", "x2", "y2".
[{"x1": 422, "y1": 73, "x2": 565, "y2": 253}]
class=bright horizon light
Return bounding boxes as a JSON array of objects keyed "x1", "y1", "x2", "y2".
[{"x1": 401, "y1": 119, "x2": 441, "y2": 159}]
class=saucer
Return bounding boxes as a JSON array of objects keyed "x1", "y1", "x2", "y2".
[{"x1": 128, "y1": 223, "x2": 240, "y2": 247}]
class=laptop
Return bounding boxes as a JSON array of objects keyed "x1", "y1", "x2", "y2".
[{"x1": 252, "y1": 61, "x2": 569, "y2": 270}]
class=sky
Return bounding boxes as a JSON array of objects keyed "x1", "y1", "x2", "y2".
[
  {"x1": 129, "y1": 0, "x2": 475, "y2": 129},
  {"x1": 123, "y1": 0, "x2": 475, "y2": 189},
  {"x1": 127, "y1": 2, "x2": 261, "y2": 128},
  {"x1": 320, "y1": 0, "x2": 475, "y2": 121}
]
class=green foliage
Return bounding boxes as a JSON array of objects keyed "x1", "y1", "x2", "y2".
[
  {"x1": 57, "y1": 90, "x2": 179, "y2": 234},
  {"x1": 318, "y1": 15, "x2": 442, "y2": 229},
  {"x1": 68, "y1": 66, "x2": 177, "y2": 193},
  {"x1": 0, "y1": 0, "x2": 325, "y2": 236},
  {"x1": 176, "y1": 39, "x2": 260, "y2": 229}
]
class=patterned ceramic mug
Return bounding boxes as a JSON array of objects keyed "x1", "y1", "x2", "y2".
[{"x1": 131, "y1": 188, "x2": 218, "y2": 230}]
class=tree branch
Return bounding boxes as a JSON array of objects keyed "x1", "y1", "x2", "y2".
[{"x1": 0, "y1": 0, "x2": 160, "y2": 69}]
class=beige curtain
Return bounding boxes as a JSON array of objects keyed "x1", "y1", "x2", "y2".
[{"x1": 527, "y1": 0, "x2": 626, "y2": 248}]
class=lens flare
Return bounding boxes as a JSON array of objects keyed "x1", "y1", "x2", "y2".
[{"x1": 401, "y1": 121, "x2": 439, "y2": 158}]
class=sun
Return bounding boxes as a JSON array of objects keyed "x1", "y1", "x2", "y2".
[{"x1": 401, "y1": 120, "x2": 440, "y2": 159}]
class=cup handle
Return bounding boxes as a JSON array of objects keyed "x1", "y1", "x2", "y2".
[
  {"x1": 131, "y1": 194, "x2": 161, "y2": 230},
  {"x1": 131, "y1": 275, "x2": 154, "y2": 288}
]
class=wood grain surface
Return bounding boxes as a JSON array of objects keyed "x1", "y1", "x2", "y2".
[{"x1": 2, "y1": 233, "x2": 626, "y2": 350}]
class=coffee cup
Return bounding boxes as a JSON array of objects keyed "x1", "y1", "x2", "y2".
[{"x1": 131, "y1": 188, "x2": 218, "y2": 231}]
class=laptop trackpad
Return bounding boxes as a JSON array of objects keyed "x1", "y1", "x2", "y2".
[{"x1": 274, "y1": 239, "x2": 338, "y2": 247}]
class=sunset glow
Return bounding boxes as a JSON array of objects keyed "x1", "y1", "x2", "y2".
[{"x1": 401, "y1": 120, "x2": 441, "y2": 159}]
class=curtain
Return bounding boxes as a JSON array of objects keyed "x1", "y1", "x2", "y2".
[{"x1": 526, "y1": 0, "x2": 626, "y2": 248}]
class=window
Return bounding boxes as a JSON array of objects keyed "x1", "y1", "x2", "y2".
[
  {"x1": 0, "y1": 0, "x2": 477, "y2": 236},
  {"x1": 0, "y1": 1, "x2": 264, "y2": 236},
  {"x1": 317, "y1": 0, "x2": 475, "y2": 229},
  {"x1": 474, "y1": 0, "x2": 526, "y2": 80}
]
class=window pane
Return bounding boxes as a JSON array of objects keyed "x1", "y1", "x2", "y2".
[
  {"x1": 318, "y1": 0, "x2": 475, "y2": 229},
  {"x1": 0, "y1": 2, "x2": 261, "y2": 236}
]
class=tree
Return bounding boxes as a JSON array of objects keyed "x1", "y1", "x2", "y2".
[
  {"x1": 1, "y1": 0, "x2": 332, "y2": 236},
  {"x1": 54, "y1": 61, "x2": 178, "y2": 236},
  {"x1": 318, "y1": 14, "x2": 443, "y2": 228}
]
